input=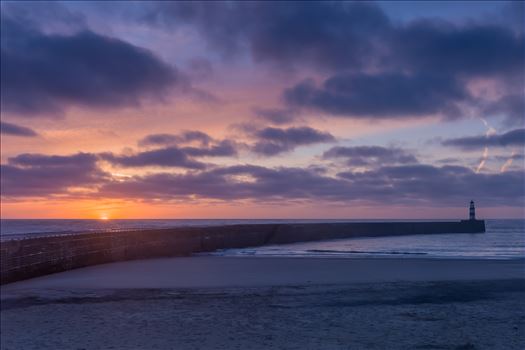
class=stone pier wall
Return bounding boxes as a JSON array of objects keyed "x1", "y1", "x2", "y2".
[{"x1": 0, "y1": 220, "x2": 485, "y2": 284}]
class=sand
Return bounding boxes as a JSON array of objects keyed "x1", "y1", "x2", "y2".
[
  {"x1": 2, "y1": 256, "x2": 524, "y2": 290},
  {"x1": 1, "y1": 256, "x2": 525, "y2": 349}
]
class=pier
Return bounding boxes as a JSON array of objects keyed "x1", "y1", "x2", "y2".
[{"x1": 1, "y1": 219, "x2": 485, "y2": 284}]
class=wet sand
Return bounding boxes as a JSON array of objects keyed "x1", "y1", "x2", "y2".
[
  {"x1": 2, "y1": 256, "x2": 524, "y2": 290},
  {"x1": 1, "y1": 257, "x2": 524, "y2": 349}
]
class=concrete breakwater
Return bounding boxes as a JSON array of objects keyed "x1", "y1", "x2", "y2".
[{"x1": 1, "y1": 220, "x2": 485, "y2": 284}]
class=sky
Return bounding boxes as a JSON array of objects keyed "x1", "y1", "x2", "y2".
[{"x1": 0, "y1": 1, "x2": 524, "y2": 219}]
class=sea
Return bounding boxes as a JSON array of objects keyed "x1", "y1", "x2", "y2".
[{"x1": 1, "y1": 219, "x2": 523, "y2": 260}]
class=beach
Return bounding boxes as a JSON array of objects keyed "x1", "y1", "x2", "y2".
[{"x1": 2, "y1": 256, "x2": 524, "y2": 349}]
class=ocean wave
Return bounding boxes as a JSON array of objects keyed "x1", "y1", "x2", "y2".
[{"x1": 306, "y1": 249, "x2": 427, "y2": 255}]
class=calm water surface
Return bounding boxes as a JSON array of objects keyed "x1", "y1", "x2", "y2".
[{"x1": 212, "y1": 219, "x2": 524, "y2": 260}]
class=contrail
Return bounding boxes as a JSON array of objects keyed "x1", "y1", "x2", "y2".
[
  {"x1": 475, "y1": 118, "x2": 496, "y2": 173},
  {"x1": 500, "y1": 150, "x2": 516, "y2": 173},
  {"x1": 476, "y1": 147, "x2": 488, "y2": 173}
]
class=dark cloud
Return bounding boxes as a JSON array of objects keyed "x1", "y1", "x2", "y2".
[
  {"x1": 2, "y1": 152, "x2": 107, "y2": 197},
  {"x1": 284, "y1": 73, "x2": 467, "y2": 119},
  {"x1": 101, "y1": 147, "x2": 207, "y2": 169},
  {"x1": 0, "y1": 121, "x2": 38, "y2": 137},
  {"x1": 323, "y1": 146, "x2": 418, "y2": 166},
  {"x1": 143, "y1": 2, "x2": 523, "y2": 77},
  {"x1": 97, "y1": 163, "x2": 524, "y2": 207},
  {"x1": 251, "y1": 126, "x2": 335, "y2": 156},
  {"x1": 252, "y1": 107, "x2": 298, "y2": 125},
  {"x1": 3, "y1": 1, "x2": 522, "y2": 123},
  {"x1": 393, "y1": 21, "x2": 524, "y2": 79},
  {"x1": 337, "y1": 164, "x2": 524, "y2": 206},
  {"x1": 436, "y1": 157, "x2": 461, "y2": 164},
  {"x1": 182, "y1": 140, "x2": 238, "y2": 157},
  {"x1": 1, "y1": 12, "x2": 179, "y2": 116},
  {"x1": 8, "y1": 152, "x2": 97, "y2": 167},
  {"x1": 483, "y1": 94, "x2": 525, "y2": 126},
  {"x1": 141, "y1": 2, "x2": 523, "y2": 122},
  {"x1": 2, "y1": 150, "x2": 523, "y2": 206},
  {"x1": 442, "y1": 129, "x2": 525, "y2": 150},
  {"x1": 137, "y1": 131, "x2": 238, "y2": 158},
  {"x1": 0, "y1": 1, "x2": 87, "y2": 35},
  {"x1": 99, "y1": 165, "x2": 349, "y2": 201},
  {"x1": 103, "y1": 132, "x2": 239, "y2": 168},
  {"x1": 139, "y1": 131, "x2": 213, "y2": 147},
  {"x1": 144, "y1": 1, "x2": 390, "y2": 70},
  {"x1": 494, "y1": 154, "x2": 525, "y2": 161}
]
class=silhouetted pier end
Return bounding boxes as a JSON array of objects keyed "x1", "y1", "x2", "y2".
[{"x1": 460, "y1": 200, "x2": 486, "y2": 232}]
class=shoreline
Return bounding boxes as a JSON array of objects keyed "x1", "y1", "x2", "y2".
[{"x1": 2, "y1": 256, "x2": 524, "y2": 349}]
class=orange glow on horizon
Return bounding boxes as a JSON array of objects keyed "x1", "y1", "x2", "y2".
[{"x1": 1, "y1": 197, "x2": 524, "y2": 219}]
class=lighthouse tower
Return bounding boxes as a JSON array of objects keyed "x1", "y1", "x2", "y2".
[{"x1": 469, "y1": 200, "x2": 476, "y2": 220}]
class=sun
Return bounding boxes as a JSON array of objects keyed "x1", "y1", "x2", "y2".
[{"x1": 99, "y1": 214, "x2": 109, "y2": 221}]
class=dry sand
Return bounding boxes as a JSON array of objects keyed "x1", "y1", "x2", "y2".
[{"x1": 1, "y1": 256, "x2": 524, "y2": 350}]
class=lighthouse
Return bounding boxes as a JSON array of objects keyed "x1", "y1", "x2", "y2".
[{"x1": 469, "y1": 200, "x2": 476, "y2": 220}]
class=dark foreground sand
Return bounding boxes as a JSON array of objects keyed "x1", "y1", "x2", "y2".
[{"x1": 1, "y1": 257, "x2": 524, "y2": 350}]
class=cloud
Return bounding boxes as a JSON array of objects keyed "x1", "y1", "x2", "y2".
[
  {"x1": 139, "y1": 131, "x2": 213, "y2": 147},
  {"x1": 442, "y1": 128, "x2": 525, "y2": 150},
  {"x1": 140, "y1": 2, "x2": 523, "y2": 123},
  {"x1": 8, "y1": 152, "x2": 97, "y2": 167},
  {"x1": 251, "y1": 126, "x2": 335, "y2": 156},
  {"x1": 101, "y1": 147, "x2": 207, "y2": 169},
  {"x1": 182, "y1": 140, "x2": 238, "y2": 157},
  {"x1": 143, "y1": 1, "x2": 390, "y2": 70},
  {"x1": 1, "y1": 152, "x2": 107, "y2": 197},
  {"x1": 0, "y1": 121, "x2": 38, "y2": 137},
  {"x1": 323, "y1": 146, "x2": 418, "y2": 166},
  {"x1": 252, "y1": 107, "x2": 297, "y2": 125},
  {"x1": 142, "y1": 2, "x2": 523, "y2": 77},
  {"x1": 103, "y1": 130, "x2": 239, "y2": 169},
  {"x1": 393, "y1": 20, "x2": 524, "y2": 79},
  {"x1": 1, "y1": 12, "x2": 180, "y2": 116},
  {"x1": 137, "y1": 131, "x2": 238, "y2": 158},
  {"x1": 96, "y1": 163, "x2": 524, "y2": 206},
  {"x1": 337, "y1": 164, "x2": 524, "y2": 206},
  {"x1": 99, "y1": 164, "x2": 349, "y2": 201},
  {"x1": 0, "y1": 1, "x2": 87, "y2": 35},
  {"x1": 2, "y1": 149, "x2": 523, "y2": 207},
  {"x1": 483, "y1": 94, "x2": 525, "y2": 126},
  {"x1": 284, "y1": 73, "x2": 467, "y2": 119}
]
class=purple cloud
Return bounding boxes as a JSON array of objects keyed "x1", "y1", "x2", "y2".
[
  {"x1": 101, "y1": 148, "x2": 207, "y2": 169},
  {"x1": 97, "y1": 164, "x2": 524, "y2": 206},
  {"x1": 442, "y1": 129, "x2": 525, "y2": 150},
  {"x1": 252, "y1": 107, "x2": 298, "y2": 125},
  {"x1": 2, "y1": 150, "x2": 523, "y2": 207},
  {"x1": 2, "y1": 153, "x2": 107, "y2": 197},
  {"x1": 1, "y1": 12, "x2": 180, "y2": 116},
  {"x1": 252, "y1": 126, "x2": 335, "y2": 156},
  {"x1": 323, "y1": 146, "x2": 418, "y2": 166},
  {"x1": 284, "y1": 73, "x2": 467, "y2": 119},
  {"x1": 0, "y1": 121, "x2": 38, "y2": 137},
  {"x1": 138, "y1": 131, "x2": 213, "y2": 147}
]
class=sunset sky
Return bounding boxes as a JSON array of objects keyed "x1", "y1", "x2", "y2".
[{"x1": 1, "y1": 1, "x2": 524, "y2": 219}]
